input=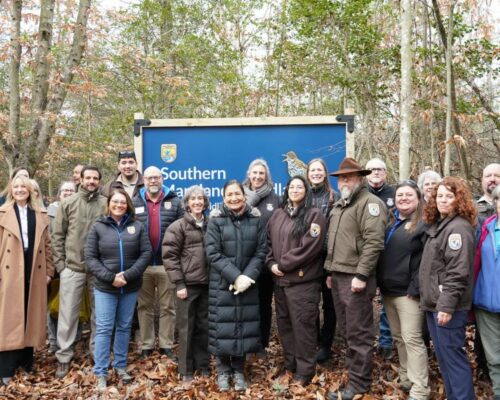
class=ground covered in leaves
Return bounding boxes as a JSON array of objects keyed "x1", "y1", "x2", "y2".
[{"x1": 0, "y1": 326, "x2": 493, "y2": 400}]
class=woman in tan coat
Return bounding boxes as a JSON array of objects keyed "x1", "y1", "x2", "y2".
[{"x1": 0, "y1": 176, "x2": 54, "y2": 385}]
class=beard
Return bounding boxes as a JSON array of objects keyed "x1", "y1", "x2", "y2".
[{"x1": 340, "y1": 182, "x2": 361, "y2": 201}]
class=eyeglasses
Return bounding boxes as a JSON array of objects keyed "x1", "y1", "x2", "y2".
[
  {"x1": 62, "y1": 188, "x2": 75, "y2": 192},
  {"x1": 110, "y1": 199, "x2": 127, "y2": 205},
  {"x1": 144, "y1": 175, "x2": 162, "y2": 181},
  {"x1": 369, "y1": 168, "x2": 386, "y2": 172}
]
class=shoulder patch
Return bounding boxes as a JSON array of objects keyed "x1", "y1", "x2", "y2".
[
  {"x1": 448, "y1": 233, "x2": 462, "y2": 250},
  {"x1": 386, "y1": 198, "x2": 394, "y2": 207},
  {"x1": 266, "y1": 203, "x2": 274, "y2": 212},
  {"x1": 310, "y1": 223, "x2": 321, "y2": 238},
  {"x1": 368, "y1": 203, "x2": 380, "y2": 217}
]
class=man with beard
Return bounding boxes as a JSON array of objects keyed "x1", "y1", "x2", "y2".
[
  {"x1": 52, "y1": 166, "x2": 107, "y2": 378},
  {"x1": 477, "y1": 163, "x2": 500, "y2": 223},
  {"x1": 324, "y1": 158, "x2": 388, "y2": 400},
  {"x1": 133, "y1": 166, "x2": 183, "y2": 359},
  {"x1": 103, "y1": 151, "x2": 144, "y2": 199}
]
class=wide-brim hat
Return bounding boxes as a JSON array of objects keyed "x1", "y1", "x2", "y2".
[{"x1": 329, "y1": 157, "x2": 372, "y2": 177}]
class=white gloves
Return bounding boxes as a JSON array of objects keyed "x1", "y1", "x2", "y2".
[{"x1": 231, "y1": 274, "x2": 255, "y2": 295}]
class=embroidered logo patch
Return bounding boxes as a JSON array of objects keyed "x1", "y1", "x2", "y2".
[
  {"x1": 266, "y1": 203, "x2": 274, "y2": 211},
  {"x1": 368, "y1": 203, "x2": 380, "y2": 216},
  {"x1": 448, "y1": 233, "x2": 462, "y2": 250},
  {"x1": 165, "y1": 202, "x2": 172, "y2": 210},
  {"x1": 386, "y1": 198, "x2": 394, "y2": 207},
  {"x1": 404, "y1": 222, "x2": 411, "y2": 230},
  {"x1": 310, "y1": 223, "x2": 321, "y2": 238},
  {"x1": 127, "y1": 226, "x2": 136, "y2": 234}
]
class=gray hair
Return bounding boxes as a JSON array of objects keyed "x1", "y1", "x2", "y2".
[
  {"x1": 417, "y1": 170, "x2": 442, "y2": 192},
  {"x1": 243, "y1": 158, "x2": 273, "y2": 186},
  {"x1": 365, "y1": 157, "x2": 387, "y2": 170},
  {"x1": 182, "y1": 185, "x2": 210, "y2": 212},
  {"x1": 492, "y1": 185, "x2": 500, "y2": 202}
]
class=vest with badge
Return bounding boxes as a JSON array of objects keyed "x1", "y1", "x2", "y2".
[
  {"x1": 419, "y1": 215, "x2": 475, "y2": 313},
  {"x1": 133, "y1": 186, "x2": 184, "y2": 265}
]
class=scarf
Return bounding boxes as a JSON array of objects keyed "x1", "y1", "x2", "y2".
[{"x1": 244, "y1": 183, "x2": 273, "y2": 207}]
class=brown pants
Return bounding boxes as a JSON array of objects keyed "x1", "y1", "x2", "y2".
[
  {"x1": 275, "y1": 280, "x2": 320, "y2": 377},
  {"x1": 331, "y1": 272, "x2": 376, "y2": 393}
]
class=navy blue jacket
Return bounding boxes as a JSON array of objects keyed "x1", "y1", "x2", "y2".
[{"x1": 85, "y1": 214, "x2": 152, "y2": 294}]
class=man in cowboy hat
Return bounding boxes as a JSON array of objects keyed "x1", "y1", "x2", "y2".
[{"x1": 324, "y1": 157, "x2": 388, "y2": 400}]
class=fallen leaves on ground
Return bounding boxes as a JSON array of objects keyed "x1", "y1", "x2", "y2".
[{"x1": 0, "y1": 327, "x2": 493, "y2": 399}]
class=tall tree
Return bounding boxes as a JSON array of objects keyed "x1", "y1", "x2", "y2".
[
  {"x1": 0, "y1": 0, "x2": 92, "y2": 174},
  {"x1": 399, "y1": 0, "x2": 412, "y2": 179}
]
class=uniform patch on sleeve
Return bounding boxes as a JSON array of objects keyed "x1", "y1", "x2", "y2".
[
  {"x1": 368, "y1": 203, "x2": 380, "y2": 217},
  {"x1": 310, "y1": 223, "x2": 321, "y2": 238},
  {"x1": 448, "y1": 233, "x2": 462, "y2": 250}
]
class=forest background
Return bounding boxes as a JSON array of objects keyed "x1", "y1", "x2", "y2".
[{"x1": 0, "y1": 0, "x2": 498, "y2": 199}]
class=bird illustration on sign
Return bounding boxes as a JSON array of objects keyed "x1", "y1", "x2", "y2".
[{"x1": 283, "y1": 151, "x2": 307, "y2": 177}]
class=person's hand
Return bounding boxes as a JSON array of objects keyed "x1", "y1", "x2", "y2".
[
  {"x1": 351, "y1": 277, "x2": 366, "y2": 293},
  {"x1": 437, "y1": 311, "x2": 452, "y2": 326},
  {"x1": 233, "y1": 275, "x2": 255, "y2": 295},
  {"x1": 326, "y1": 275, "x2": 332, "y2": 289},
  {"x1": 112, "y1": 273, "x2": 127, "y2": 288},
  {"x1": 46, "y1": 276, "x2": 52, "y2": 285},
  {"x1": 177, "y1": 288, "x2": 188, "y2": 300},
  {"x1": 271, "y1": 264, "x2": 284, "y2": 277}
]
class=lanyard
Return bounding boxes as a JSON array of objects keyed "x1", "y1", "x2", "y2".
[{"x1": 385, "y1": 210, "x2": 405, "y2": 246}]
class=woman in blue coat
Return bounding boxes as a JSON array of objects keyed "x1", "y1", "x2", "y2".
[{"x1": 85, "y1": 189, "x2": 152, "y2": 391}]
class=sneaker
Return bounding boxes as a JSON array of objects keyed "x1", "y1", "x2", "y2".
[
  {"x1": 115, "y1": 368, "x2": 133, "y2": 383},
  {"x1": 398, "y1": 379, "x2": 412, "y2": 393},
  {"x1": 56, "y1": 362, "x2": 70, "y2": 378},
  {"x1": 233, "y1": 372, "x2": 247, "y2": 391},
  {"x1": 96, "y1": 376, "x2": 107, "y2": 392},
  {"x1": 217, "y1": 373, "x2": 230, "y2": 392}
]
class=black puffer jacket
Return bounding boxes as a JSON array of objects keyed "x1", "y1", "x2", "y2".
[
  {"x1": 85, "y1": 214, "x2": 152, "y2": 294},
  {"x1": 133, "y1": 186, "x2": 183, "y2": 265},
  {"x1": 205, "y1": 205, "x2": 267, "y2": 356},
  {"x1": 310, "y1": 184, "x2": 339, "y2": 219}
]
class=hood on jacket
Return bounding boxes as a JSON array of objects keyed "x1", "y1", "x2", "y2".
[
  {"x1": 138, "y1": 184, "x2": 172, "y2": 201},
  {"x1": 209, "y1": 204, "x2": 261, "y2": 219}
]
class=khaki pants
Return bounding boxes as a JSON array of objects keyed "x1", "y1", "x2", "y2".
[
  {"x1": 384, "y1": 295, "x2": 430, "y2": 400},
  {"x1": 137, "y1": 265, "x2": 176, "y2": 350},
  {"x1": 56, "y1": 268, "x2": 95, "y2": 363}
]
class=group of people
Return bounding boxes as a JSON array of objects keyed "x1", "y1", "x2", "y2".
[{"x1": 0, "y1": 151, "x2": 499, "y2": 400}]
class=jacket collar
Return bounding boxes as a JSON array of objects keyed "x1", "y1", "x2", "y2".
[
  {"x1": 426, "y1": 215, "x2": 456, "y2": 238},
  {"x1": 139, "y1": 184, "x2": 171, "y2": 201},
  {"x1": 78, "y1": 186, "x2": 101, "y2": 202}
]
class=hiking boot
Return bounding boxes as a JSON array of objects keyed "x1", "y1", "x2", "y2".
[
  {"x1": 182, "y1": 373, "x2": 193, "y2": 383},
  {"x1": 160, "y1": 348, "x2": 177, "y2": 361},
  {"x1": 115, "y1": 368, "x2": 133, "y2": 383},
  {"x1": 96, "y1": 376, "x2": 107, "y2": 392},
  {"x1": 234, "y1": 372, "x2": 248, "y2": 391},
  {"x1": 380, "y1": 347, "x2": 393, "y2": 360},
  {"x1": 316, "y1": 347, "x2": 332, "y2": 364},
  {"x1": 56, "y1": 362, "x2": 70, "y2": 379},
  {"x1": 140, "y1": 349, "x2": 152, "y2": 359},
  {"x1": 217, "y1": 373, "x2": 230, "y2": 392}
]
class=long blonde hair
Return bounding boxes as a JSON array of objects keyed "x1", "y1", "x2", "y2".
[{"x1": 2, "y1": 176, "x2": 41, "y2": 212}]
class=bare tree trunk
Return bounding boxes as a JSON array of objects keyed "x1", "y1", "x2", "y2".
[
  {"x1": 18, "y1": 0, "x2": 92, "y2": 172},
  {"x1": 6, "y1": 0, "x2": 23, "y2": 170},
  {"x1": 444, "y1": 2, "x2": 453, "y2": 175},
  {"x1": 399, "y1": 0, "x2": 412, "y2": 180},
  {"x1": 431, "y1": 0, "x2": 470, "y2": 179}
]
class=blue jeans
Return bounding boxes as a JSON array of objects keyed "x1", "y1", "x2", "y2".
[
  {"x1": 379, "y1": 303, "x2": 393, "y2": 348},
  {"x1": 93, "y1": 289, "x2": 138, "y2": 376}
]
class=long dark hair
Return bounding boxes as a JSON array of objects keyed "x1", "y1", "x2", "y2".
[{"x1": 282, "y1": 175, "x2": 312, "y2": 238}]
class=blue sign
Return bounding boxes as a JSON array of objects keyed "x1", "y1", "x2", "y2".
[{"x1": 140, "y1": 122, "x2": 346, "y2": 208}]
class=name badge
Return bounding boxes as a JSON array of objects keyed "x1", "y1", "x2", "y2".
[{"x1": 136, "y1": 206, "x2": 145, "y2": 214}]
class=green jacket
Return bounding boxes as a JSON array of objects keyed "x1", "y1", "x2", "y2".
[
  {"x1": 51, "y1": 187, "x2": 107, "y2": 273},
  {"x1": 324, "y1": 184, "x2": 388, "y2": 277}
]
